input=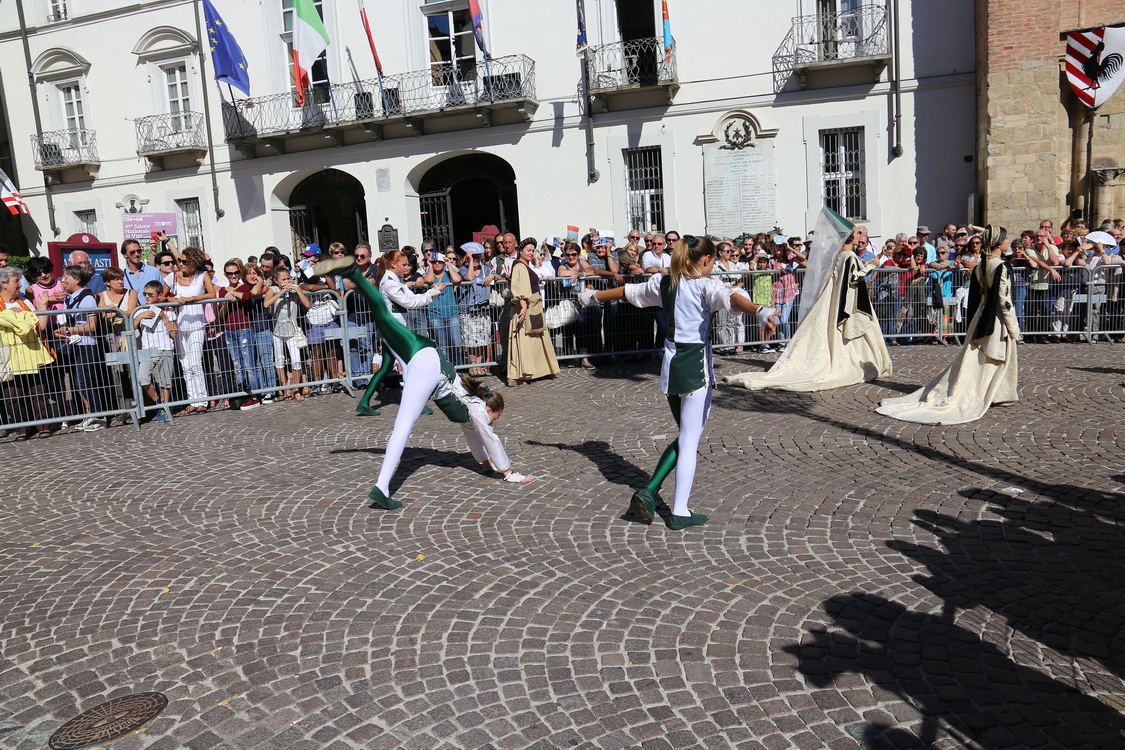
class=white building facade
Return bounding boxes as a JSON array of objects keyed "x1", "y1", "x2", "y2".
[{"x1": 0, "y1": 0, "x2": 977, "y2": 260}]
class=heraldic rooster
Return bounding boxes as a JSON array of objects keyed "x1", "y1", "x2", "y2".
[{"x1": 1083, "y1": 40, "x2": 1123, "y2": 90}]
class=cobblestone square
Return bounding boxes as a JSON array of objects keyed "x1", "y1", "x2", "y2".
[{"x1": 2, "y1": 344, "x2": 1124, "y2": 750}]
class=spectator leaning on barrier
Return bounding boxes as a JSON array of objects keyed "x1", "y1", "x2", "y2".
[
  {"x1": 458, "y1": 243, "x2": 497, "y2": 377},
  {"x1": 342, "y1": 242, "x2": 376, "y2": 388},
  {"x1": 133, "y1": 280, "x2": 178, "y2": 421},
  {"x1": 163, "y1": 247, "x2": 216, "y2": 415},
  {"x1": 423, "y1": 251, "x2": 463, "y2": 365},
  {"x1": 54, "y1": 265, "x2": 108, "y2": 431},
  {"x1": 1084, "y1": 231, "x2": 1122, "y2": 336},
  {"x1": 0, "y1": 265, "x2": 53, "y2": 439},
  {"x1": 1024, "y1": 228, "x2": 1061, "y2": 343},
  {"x1": 264, "y1": 266, "x2": 310, "y2": 401}
]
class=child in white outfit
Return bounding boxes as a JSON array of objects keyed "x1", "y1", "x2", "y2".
[{"x1": 264, "y1": 268, "x2": 310, "y2": 400}]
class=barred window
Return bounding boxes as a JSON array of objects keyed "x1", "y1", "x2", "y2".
[
  {"x1": 74, "y1": 209, "x2": 97, "y2": 237},
  {"x1": 47, "y1": 0, "x2": 67, "y2": 22},
  {"x1": 820, "y1": 127, "x2": 866, "y2": 221},
  {"x1": 624, "y1": 146, "x2": 665, "y2": 232},
  {"x1": 176, "y1": 198, "x2": 204, "y2": 250}
]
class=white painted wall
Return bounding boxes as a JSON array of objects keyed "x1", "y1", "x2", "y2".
[{"x1": 0, "y1": 0, "x2": 977, "y2": 258}]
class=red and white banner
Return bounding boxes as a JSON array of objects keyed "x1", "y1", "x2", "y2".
[
  {"x1": 1066, "y1": 24, "x2": 1125, "y2": 109},
  {"x1": 0, "y1": 168, "x2": 28, "y2": 216}
]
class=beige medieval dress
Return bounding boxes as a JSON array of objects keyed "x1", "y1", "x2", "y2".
[
  {"x1": 506, "y1": 261, "x2": 560, "y2": 384},
  {"x1": 724, "y1": 250, "x2": 892, "y2": 391},
  {"x1": 876, "y1": 257, "x2": 1018, "y2": 424}
]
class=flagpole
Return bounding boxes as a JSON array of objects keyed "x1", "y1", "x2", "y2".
[{"x1": 193, "y1": 0, "x2": 225, "y2": 221}]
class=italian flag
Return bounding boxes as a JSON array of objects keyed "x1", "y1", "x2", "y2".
[{"x1": 292, "y1": 0, "x2": 330, "y2": 106}]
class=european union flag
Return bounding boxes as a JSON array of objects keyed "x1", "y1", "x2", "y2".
[{"x1": 203, "y1": 0, "x2": 250, "y2": 96}]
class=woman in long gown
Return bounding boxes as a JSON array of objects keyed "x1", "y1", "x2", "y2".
[
  {"x1": 876, "y1": 224, "x2": 1018, "y2": 425},
  {"x1": 723, "y1": 212, "x2": 891, "y2": 391},
  {"x1": 506, "y1": 240, "x2": 560, "y2": 387}
]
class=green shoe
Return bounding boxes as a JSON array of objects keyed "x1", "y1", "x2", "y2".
[
  {"x1": 368, "y1": 485, "x2": 402, "y2": 510},
  {"x1": 631, "y1": 488, "x2": 660, "y2": 523},
  {"x1": 420, "y1": 405, "x2": 434, "y2": 415},
  {"x1": 313, "y1": 257, "x2": 358, "y2": 277},
  {"x1": 665, "y1": 512, "x2": 708, "y2": 530},
  {"x1": 356, "y1": 402, "x2": 381, "y2": 416}
]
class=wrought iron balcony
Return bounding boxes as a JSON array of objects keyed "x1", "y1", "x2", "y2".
[
  {"x1": 136, "y1": 111, "x2": 208, "y2": 170},
  {"x1": 585, "y1": 37, "x2": 678, "y2": 108},
  {"x1": 772, "y1": 4, "x2": 890, "y2": 91},
  {"x1": 222, "y1": 54, "x2": 537, "y2": 155},
  {"x1": 32, "y1": 128, "x2": 99, "y2": 180}
]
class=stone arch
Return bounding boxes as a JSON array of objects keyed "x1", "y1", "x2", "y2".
[
  {"x1": 131, "y1": 26, "x2": 197, "y2": 63},
  {"x1": 415, "y1": 152, "x2": 518, "y2": 249},
  {"x1": 31, "y1": 48, "x2": 90, "y2": 83},
  {"x1": 283, "y1": 168, "x2": 368, "y2": 255}
]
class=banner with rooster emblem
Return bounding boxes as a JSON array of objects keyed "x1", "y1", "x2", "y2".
[{"x1": 1066, "y1": 24, "x2": 1125, "y2": 108}]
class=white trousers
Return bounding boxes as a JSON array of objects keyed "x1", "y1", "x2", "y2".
[
  {"x1": 175, "y1": 328, "x2": 207, "y2": 407},
  {"x1": 673, "y1": 386, "x2": 713, "y2": 517},
  {"x1": 375, "y1": 347, "x2": 443, "y2": 495},
  {"x1": 460, "y1": 399, "x2": 510, "y2": 473}
]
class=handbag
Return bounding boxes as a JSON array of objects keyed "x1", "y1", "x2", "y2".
[
  {"x1": 544, "y1": 299, "x2": 579, "y2": 329},
  {"x1": 489, "y1": 287, "x2": 505, "y2": 308}
]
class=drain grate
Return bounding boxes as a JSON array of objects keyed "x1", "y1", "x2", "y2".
[{"x1": 48, "y1": 692, "x2": 168, "y2": 750}]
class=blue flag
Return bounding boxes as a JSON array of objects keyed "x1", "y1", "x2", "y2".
[{"x1": 203, "y1": 0, "x2": 251, "y2": 96}]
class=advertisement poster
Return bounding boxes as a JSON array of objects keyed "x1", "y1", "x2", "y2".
[{"x1": 122, "y1": 212, "x2": 178, "y2": 261}]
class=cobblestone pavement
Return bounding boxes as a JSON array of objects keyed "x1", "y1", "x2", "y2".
[{"x1": 2, "y1": 343, "x2": 1125, "y2": 750}]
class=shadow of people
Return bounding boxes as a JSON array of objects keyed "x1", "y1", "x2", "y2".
[
  {"x1": 787, "y1": 592, "x2": 1125, "y2": 749},
  {"x1": 330, "y1": 446, "x2": 491, "y2": 495},
  {"x1": 893, "y1": 490, "x2": 1125, "y2": 686},
  {"x1": 525, "y1": 439, "x2": 656, "y2": 524}
]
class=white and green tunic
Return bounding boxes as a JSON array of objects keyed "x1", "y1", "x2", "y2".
[{"x1": 624, "y1": 274, "x2": 750, "y2": 395}]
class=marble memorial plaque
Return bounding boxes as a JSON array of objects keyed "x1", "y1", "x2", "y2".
[{"x1": 704, "y1": 119, "x2": 777, "y2": 237}]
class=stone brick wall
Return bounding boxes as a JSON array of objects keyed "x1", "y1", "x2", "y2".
[{"x1": 976, "y1": 0, "x2": 1125, "y2": 229}]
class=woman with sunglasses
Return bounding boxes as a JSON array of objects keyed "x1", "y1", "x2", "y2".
[
  {"x1": 162, "y1": 247, "x2": 216, "y2": 415},
  {"x1": 578, "y1": 235, "x2": 778, "y2": 530}
]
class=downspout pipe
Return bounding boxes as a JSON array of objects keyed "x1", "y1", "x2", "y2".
[
  {"x1": 192, "y1": 0, "x2": 225, "y2": 220},
  {"x1": 890, "y1": 0, "x2": 903, "y2": 158},
  {"x1": 581, "y1": 49, "x2": 600, "y2": 183},
  {"x1": 15, "y1": 0, "x2": 61, "y2": 238}
]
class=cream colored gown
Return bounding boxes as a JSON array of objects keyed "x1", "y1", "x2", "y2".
[
  {"x1": 724, "y1": 250, "x2": 892, "y2": 391},
  {"x1": 876, "y1": 258, "x2": 1018, "y2": 424}
]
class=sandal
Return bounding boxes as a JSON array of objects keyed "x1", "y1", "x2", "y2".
[
  {"x1": 14, "y1": 434, "x2": 29, "y2": 442},
  {"x1": 36, "y1": 430, "x2": 51, "y2": 440},
  {"x1": 294, "y1": 393, "x2": 306, "y2": 401}
]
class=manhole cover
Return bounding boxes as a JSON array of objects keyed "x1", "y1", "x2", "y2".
[{"x1": 48, "y1": 692, "x2": 168, "y2": 749}]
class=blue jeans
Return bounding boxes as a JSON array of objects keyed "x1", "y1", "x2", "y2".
[
  {"x1": 774, "y1": 299, "x2": 794, "y2": 340},
  {"x1": 430, "y1": 315, "x2": 462, "y2": 365},
  {"x1": 56, "y1": 341, "x2": 105, "y2": 415},
  {"x1": 225, "y1": 328, "x2": 259, "y2": 392},
  {"x1": 348, "y1": 315, "x2": 374, "y2": 383},
  {"x1": 254, "y1": 328, "x2": 278, "y2": 391},
  {"x1": 1012, "y1": 284, "x2": 1027, "y2": 328}
]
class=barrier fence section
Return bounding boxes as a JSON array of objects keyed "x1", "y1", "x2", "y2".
[{"x1": 4, "y1": 264, "x2": 1121, "y2": 435}]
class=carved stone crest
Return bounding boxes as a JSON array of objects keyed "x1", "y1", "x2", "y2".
[
  {"x1": 721, "y1": 119, "x2": 755, "y2": 150},
  {"x1": 378, "y1": 224, "x2": 399, "y2": 251}
]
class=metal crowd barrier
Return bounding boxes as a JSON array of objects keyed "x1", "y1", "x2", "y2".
[{"x1": 5, "y1": 263, "x2": 1122, "y2": 436}]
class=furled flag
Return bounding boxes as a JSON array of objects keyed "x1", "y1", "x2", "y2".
[
  {"x1": 0, "y1": 168, "x2": 29, "y2": 216},
  {"x1": 357, "y1": 0, "x2": 383, "y2": 77},
  {"x1": 576, "y1": 0, "x2": 588, "y2": 57},
  {"x1": 468, "y1": 0, "x2": 490, "y2": 59},
  {"x1": 662, "y1": 0, "x2": 674, "y2": 61},
  {"x1": 292, "y1": 0, "x2": 331, "y2": 106},
  {"x1": 202, "y1": 0, "x2": 251, "y2": 96},
  {"x1": 1066, "y1": 24, "x2": 1125, "y2": 109}
]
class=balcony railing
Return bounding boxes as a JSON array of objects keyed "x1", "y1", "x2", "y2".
[
  {"x1": 773, "y1": 5, "x2": 890, "y2": 90},
  {"x1": 136, "y1": 111, "x2": 207, "y2": 155},
  {"x1": 585, "y1": 37, "x2": 677, "y2": 95},
  {"x1": 32, "y1": 128, "x2": 99, "y2": 172},
  {"x1": 222, "y1": 54, "x2": 536, "y2": 143}
]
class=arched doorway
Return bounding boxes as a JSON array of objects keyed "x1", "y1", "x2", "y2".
[
  {"x1": 287, "y1": 169, "x2": 368, "y2": 255},
  {"x1": 418, "y1": 153, "x2": 518, "y2": 249}
]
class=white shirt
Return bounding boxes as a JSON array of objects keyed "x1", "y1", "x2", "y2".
[
  {"x1": 641, "y1": 251, "x2": 672, "y2": 272},
  {"x1": 135, "y1": 306, "x2": 176, "y2": 351},
  {"x1": 379, "y1": 272, "x2": 436, "y2": 326}
]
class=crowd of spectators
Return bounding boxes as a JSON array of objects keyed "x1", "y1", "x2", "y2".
[{"x1": 0, "y1": 212, "x2": 1122, "y2": 436}]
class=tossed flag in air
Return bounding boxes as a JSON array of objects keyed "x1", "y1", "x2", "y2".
[
  {"x1": 576, "y1": 0, "x2": 588, "y2": 56},
  {"x1": 468, "y1": 0, "x2": 490, "y2": 58},
  {"x1": 357, "y1": 0, "x2": 383, "y2": 77},
  {"x1": 662, "y1": 0, "x2": 674, "y2": 61},
  {"x1": 202, "y1": 0, "x2": 251, "y2": 96},
  {"x1": 292, "y1": 0, "x2": 331, "y2": 106},
  {"x1": 1066, "y1": 24, "x2": 1125, "y2": 108}
]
